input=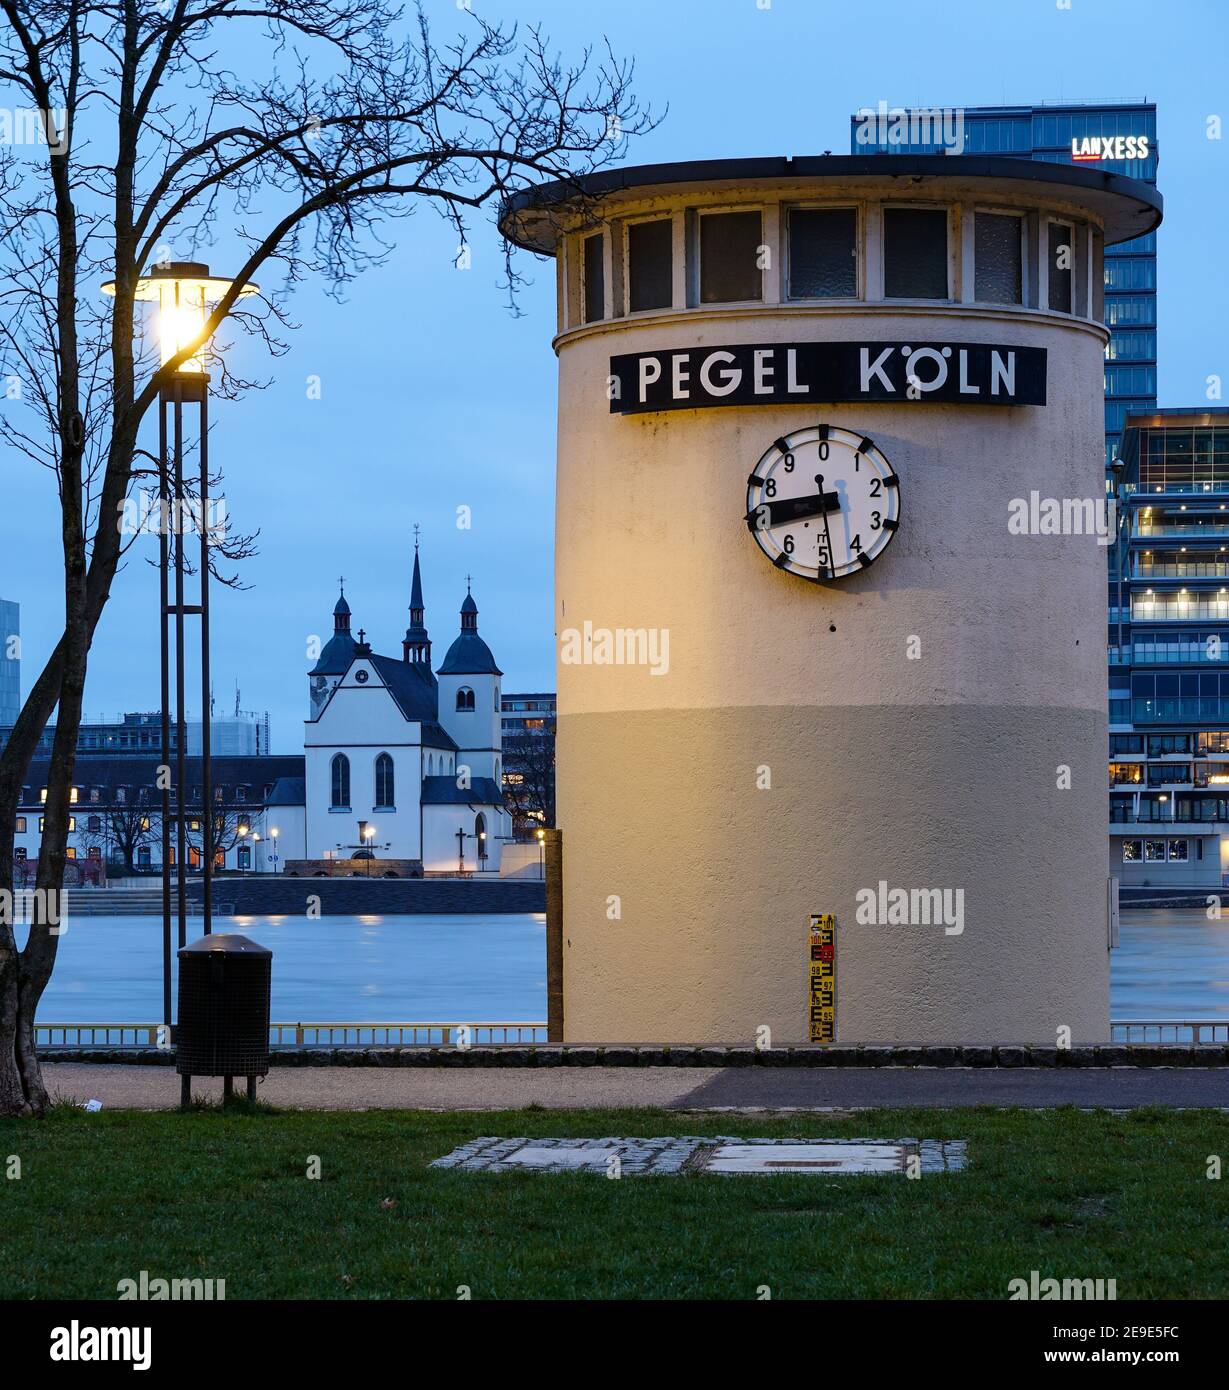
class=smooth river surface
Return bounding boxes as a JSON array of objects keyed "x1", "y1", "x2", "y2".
[{"x1": 22, "y1": 908, "x2": 1229, "y2": 1023}]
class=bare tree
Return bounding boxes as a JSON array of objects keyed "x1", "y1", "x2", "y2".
[
  {"x1": 503, "y1": 719, "x2": 555, "y2": 832},
  {"x1": 92, "y1": 802, "x2": 155, "y2": 874},
  {"x1": 0, "y1": 0, "x2": 652, "y2": 1114}
]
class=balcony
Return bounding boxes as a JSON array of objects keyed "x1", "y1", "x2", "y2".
[{"x1": 1133, "y1": 561, "x2": 1229, "y2": 579}]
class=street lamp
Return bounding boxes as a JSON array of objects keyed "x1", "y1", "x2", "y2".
[
  {"x1": 102, "y1": 261, "x2": 258, "y2": 1038},
  {"x1": 536, "y1": 826, "x2": 546, "y2": 880},
  {"x1": 251, "y1": 832, "x2": 260, "y2": 873},
  {"x1": 269, "y1": 826, "x2": 279, "y2": 875},
  {"x1": 364, "y1": 824, "x2": 375, "y2": 878},
  {"x1": 238, "y1": 823, "x2": 249, "y2": 878}
]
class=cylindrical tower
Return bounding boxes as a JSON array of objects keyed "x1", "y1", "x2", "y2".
[{"x1": 501, "y1": 155, "x2": 1162, "y2": 1044}]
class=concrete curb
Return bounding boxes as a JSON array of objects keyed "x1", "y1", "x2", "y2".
[{"x1": 39, "y1": 1043, "x2": 1229, "y2": 1067}]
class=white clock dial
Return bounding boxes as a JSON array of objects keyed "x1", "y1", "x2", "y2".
[{"x1": 745, "y1": 425, "x2": 900, "y2": 580}]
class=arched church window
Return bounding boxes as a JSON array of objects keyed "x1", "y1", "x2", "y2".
[
  {"x1": 475, "y1": 812, "x2": 488, "y2": 860},
  {"x1": 331, "y1": 753, "x2": 350, "y2": 809},
  {"x1": 375, "y1": 753, "x2": 394, "y2": 808},
  {"x1": 457, "y1": 687, "x2": 475, "y2": 712}
]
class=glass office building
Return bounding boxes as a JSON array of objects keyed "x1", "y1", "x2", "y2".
[
  {"x1": 849, "y1": 102, "x2": 1158, "y2": 465},
  {"x1": 1111, "y1": 410, "x2": 1229, "y2": 885}
]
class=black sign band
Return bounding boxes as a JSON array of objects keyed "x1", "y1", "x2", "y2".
[{"x1": 609, "y1": 341, "x2": 1047, "y2": 413}]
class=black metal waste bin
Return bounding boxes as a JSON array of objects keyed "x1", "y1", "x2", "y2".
[{"x1": 176, "y1": 934, "x2": 271, "y2": 1105}]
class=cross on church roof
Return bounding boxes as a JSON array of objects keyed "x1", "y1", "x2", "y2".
[
  {"x1": 465, "y1": 573, "x2": 472, "y2": 594},
  {"x1": 413, "y1": 522, "x2": 420, "y2": 550},
  {"x1": 337, "y1": 575, "x2": 345, "y2": 592},
  {"x1": 357, "y1": 628, "x2": 366, "y2": 644}
]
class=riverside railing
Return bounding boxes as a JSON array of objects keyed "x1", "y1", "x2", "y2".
[
  {"x1": 33, "y1": 1020, "x2": 1228, "y2": 1048},
  {"x1": 35, "y1": 1021, "x2": 548, "y2": 1048}
]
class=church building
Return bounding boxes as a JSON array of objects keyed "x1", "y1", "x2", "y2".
[{"x1": 298, "y1": 541, "x2": 511, "y2": 875}]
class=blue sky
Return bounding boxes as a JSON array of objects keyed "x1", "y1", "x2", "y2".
[{"x1": 3, "y1": 0, "x2": 1226, "y2": 750}]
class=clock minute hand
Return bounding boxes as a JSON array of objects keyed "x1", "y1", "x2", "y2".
[
  {"x1": 816, "y1": 473, "x2": 836, "y2": 579},
  {"x1": 745, "y1": 488, "x2": 841, "y2": 530}
]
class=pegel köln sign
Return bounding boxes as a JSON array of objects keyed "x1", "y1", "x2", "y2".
[{"x1": 608, "y1": 341, "x2": 1047, "y2": 414}]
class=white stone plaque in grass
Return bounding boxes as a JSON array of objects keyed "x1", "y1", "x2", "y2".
[
  {"x1": 703, "y1": 1142, "x2": 907, "y2": 1174},
  {"x1": 502, "y1": 1146, "x2": 614, "y2": 1169}
]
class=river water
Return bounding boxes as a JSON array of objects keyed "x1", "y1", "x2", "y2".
[{"x1": 24, "y1": 908, "x2": 1229, "y2": 1023}]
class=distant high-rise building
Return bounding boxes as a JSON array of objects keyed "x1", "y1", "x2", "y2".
[
  {"x1": 850, "y1": 100, "x2": 1158, "y2": 465},
  {"x1": 0, "y1": 597, "x2": 18, "y2": 726}
]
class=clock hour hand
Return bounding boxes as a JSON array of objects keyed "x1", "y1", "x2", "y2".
[{"x1": 745, "y1": 488, "x2": 840, "y2": 530}]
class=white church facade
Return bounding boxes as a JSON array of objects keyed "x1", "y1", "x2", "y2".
[{"x1": 295, "y1": 544, "x2": 512, "y2": 875}]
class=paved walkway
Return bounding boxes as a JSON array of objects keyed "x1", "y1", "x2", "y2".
[{"x1": 42, "y1": 1063, "x2": 1229, "y2": 1111}]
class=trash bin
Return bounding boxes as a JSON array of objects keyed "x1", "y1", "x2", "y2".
[{"x1": 176, "y1": 934, "x2": 271, "y2": 1105}]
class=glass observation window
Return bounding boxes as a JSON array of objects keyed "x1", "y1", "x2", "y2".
[
  {"x1": 1048, "y1": 221, "x2": 1075, "y2": 312},
  {"x1": 627, "y1": 218, "x2": 673, "y2": 312},
  {"x1": 974, "y1": 212, "x2": 1022, "y2": 304},
  {"x1": 787, "y1": 207, "x2": 856, "y2": 298},
  {"x1": 883, "y1": 207, "x2": 948, "y2": 299},
  {"x1": 699, "y1": 210, "x2": 762, "y2": 303}
]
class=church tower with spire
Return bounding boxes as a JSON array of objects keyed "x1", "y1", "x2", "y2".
[{"x1": 403, "y1": 526, "x2": 432, "y2": 667}]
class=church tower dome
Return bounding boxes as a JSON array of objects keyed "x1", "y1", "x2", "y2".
[
  {"x1": 308, "y1": 582, "x2": 358, "y2": 717},
  {"x1": 438, "y1": 581, "x2": 502, "y2": 676}
]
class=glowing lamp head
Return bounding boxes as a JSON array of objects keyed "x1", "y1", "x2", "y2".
[{"x1": 101, "y1": 261, "x2": 258, "y2": 373}]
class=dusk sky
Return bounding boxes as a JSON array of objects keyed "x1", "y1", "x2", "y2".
[{"x1": 4, "y1": 0, "x2": 1226, "y2": 751}]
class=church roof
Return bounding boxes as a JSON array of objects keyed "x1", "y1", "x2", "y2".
[
  {"x1": 438, "y1": 631, "x2": 502, "y2": 676},
  {"x1": 420, "y1": 775, "x2": 504, "y2": 805},
  {"x1": 266, "y1": 775, "x2": 306, "y2": 806},
  {"x1": 421, "y1": 721, "x2": 459, "y2": 752},
  {"x1": 310, "y1": 631, "x2": 357, "y2": 677},
  {"x1": 368, "y1": 654, "x2": 439, "y2": 722}
]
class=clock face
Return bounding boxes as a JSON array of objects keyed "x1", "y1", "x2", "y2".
[{"x1": 745, "y1": 425, "x2": 900, "y2": 580}]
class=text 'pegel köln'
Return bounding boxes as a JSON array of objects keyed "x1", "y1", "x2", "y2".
[{"x1": 608, "y1": 340, "x2": 1047, "y2": 413}]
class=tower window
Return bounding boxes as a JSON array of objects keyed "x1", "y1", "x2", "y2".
[
  {"x1": 375, "y1": 753, "x2": 394, "y2": 808},
  {"x1": 1048, "y1": 220, "x2": 1075, "y2": 313},
  {"x1": 330, "y1": 753, "x2": 350, "y2": 809},
  {"x1": 583, "y1": 232, "x2": 605, "y2": 322},
  {"x1": 787, "y1": 207, "x2": 857, "y2": 299},
  {"x1": 883, "y1": 207, "x2": 948, "y2": 299},
  {"x1": 699, "y1": 210, "x2": 763, "y2": 304},
  {"x1": 456, "y1": 687, "x2": 475, "y2": 712},
  {"x1": 627, "y1": 218, "x2": 673, "y2": 311}
]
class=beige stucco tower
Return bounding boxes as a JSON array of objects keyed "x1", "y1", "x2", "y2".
[{"x1": 501, "y1": 155, "x2": 1162, "y2": 1044}]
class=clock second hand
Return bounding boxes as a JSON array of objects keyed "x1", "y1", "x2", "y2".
[{"x1": 815, "y1": 473, "x2": 837, "y2": 579}]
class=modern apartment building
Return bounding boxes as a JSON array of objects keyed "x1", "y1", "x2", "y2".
[
  {"x1": 850, "y1": 101, "x2": 1158, "y2": 465},
  {"x1": 1110, "y1": 409, "x2": 1229, "y2": 885}
]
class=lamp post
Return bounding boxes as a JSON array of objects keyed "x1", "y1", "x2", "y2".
[
  {"x1": 269, "y1": 825, "x2": 279, "y2": 875},
  {"x1": 364, "y1": 824, "x2": 375, "y2": 877},
  {"x1": 251, "y1": 832, "x2": 260, "y2": 873},
  {"x1": 237, "y1": 823, "x2": 249, "y2": 877},
  {"x1": 102, "y1": 261, "x2": 258, "y2": 1038},
  {"x1": 536, "y1": 826, "x2": 546, "y2": 880}
]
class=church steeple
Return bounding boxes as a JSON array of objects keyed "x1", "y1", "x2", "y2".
[
  {"x1": 333, "y1": 580, "x2": 351, "y2": 633},
  {"x1": 403, "y1": 525, "x2": 432, "y2": 664}
]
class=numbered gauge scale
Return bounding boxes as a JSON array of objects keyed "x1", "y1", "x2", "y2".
[{"x1": 745, "y1": 425, "x2": 900, "y2": 580}]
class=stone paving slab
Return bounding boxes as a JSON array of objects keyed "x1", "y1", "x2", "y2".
[{"x1": 430, "y1": 1135, "x2": 968, "y2": 1175}]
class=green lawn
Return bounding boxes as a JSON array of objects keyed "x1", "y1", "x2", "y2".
[{"x1": 1, "y1": 1104, "x2": 1226, "y2": 1299}]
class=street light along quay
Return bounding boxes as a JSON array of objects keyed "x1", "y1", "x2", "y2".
[{"x1": 102, "y1": 262, "x2": 258, "y2": 1036}]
